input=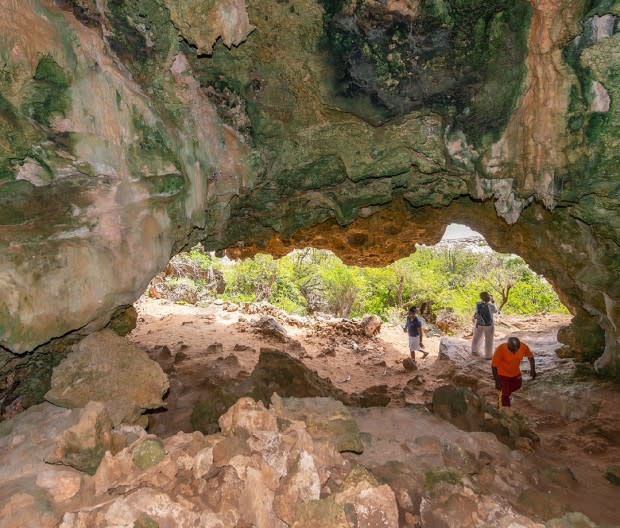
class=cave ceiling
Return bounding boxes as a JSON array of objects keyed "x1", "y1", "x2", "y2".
[{"x1": 0, "y1": 0, "x2": 618, "y2": 373}]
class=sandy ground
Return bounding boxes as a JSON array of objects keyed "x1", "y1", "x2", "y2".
[{"x1": 129, "y1": 298, "x2": 620, "y2": 524}]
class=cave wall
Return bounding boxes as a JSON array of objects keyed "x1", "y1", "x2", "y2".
[{"x1": 0, "y1": 0, "x2": 618, "y2": 373}]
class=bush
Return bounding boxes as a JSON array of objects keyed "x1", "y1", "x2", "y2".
[{"x1": 166, "y1": 244, "x2": 567, "y2": 323}]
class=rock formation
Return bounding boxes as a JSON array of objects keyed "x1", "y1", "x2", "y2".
[{"x1": 0, "y1": 0, "x2": 618, "y2": 376}]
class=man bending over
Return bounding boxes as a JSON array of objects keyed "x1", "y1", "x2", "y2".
[{"x1": 491, "y1": 337, "x2": 536, "y2": 408}]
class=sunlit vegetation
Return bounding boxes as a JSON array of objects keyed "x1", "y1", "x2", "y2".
[{"x1": 167, "y1": 243, "x2": 567, "y2": 325}]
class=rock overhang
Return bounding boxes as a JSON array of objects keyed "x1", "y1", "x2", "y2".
[{"x1": 0, "y1": 0, "x2": 617, "y2": 376}]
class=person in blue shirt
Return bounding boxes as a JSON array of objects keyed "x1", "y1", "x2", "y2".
[{"x1": 403, "y1": 306, "x2": 427, "y2": 365}]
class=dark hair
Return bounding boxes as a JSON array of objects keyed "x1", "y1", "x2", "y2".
[
  {"x1": 480, "y1": 292, "x2": 491, "y2": 303},
  {"x1": 507, "y1": 337, "x2": 521, "y2": 352},
  {"x1": 408, "y1": 306, "x2": 417, "y2": 313}
]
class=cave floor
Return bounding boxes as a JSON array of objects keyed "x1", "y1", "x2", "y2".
[{"x1": 129, "y1": 298, "x2": 620, "y2": 525}]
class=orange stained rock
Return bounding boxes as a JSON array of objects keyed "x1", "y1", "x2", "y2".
[{"x1": 485, "y1": 0, "x2": 588, "y2": 206}]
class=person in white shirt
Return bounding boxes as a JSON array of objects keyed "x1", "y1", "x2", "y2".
[{"x1": 471, "y1": 291, "x2": 498, "y2": 359}]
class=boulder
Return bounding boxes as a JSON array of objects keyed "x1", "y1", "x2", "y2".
[
  {"x1": 249, "y1": 348, "x2": 349, "y2": 404},
  {"x1": 253, "y1": 315, "x2": 289, "y2": 342},
  {"x1": 360, "y1": 314, "x2": 382, "y2": 337},
  {"x1": 353, "y1": 384, "x2": 391, "y2": 408},
  {"x1": 432, "y1": 385, "x2": 539, "y2": 449},
  {"x1": 403, "y1": 357, "x2": 417, "y2": 371},
  {"x1": 218, "y1": 397, "x2": 278, "y2": 436},
  {"x1": 45, "y1": 330, "x2": 169, "y2": 425},
  {"x1": 432, "y1": 385, "x2": 486, "y2": 432},
  {"x1": 437, "y1": 337, "x2": 471, "y2": 362},
  {"x1": 270, "y1": 394, "x2": 363, "y2": 453}
]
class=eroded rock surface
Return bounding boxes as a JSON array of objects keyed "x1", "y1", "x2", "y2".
[{"x1": 0, "y1": 397, "x2": 403, "y2": 528}]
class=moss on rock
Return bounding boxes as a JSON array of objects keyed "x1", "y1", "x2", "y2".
[{"x1": 132, "y1": 439, "x2": 166, "y2": 470}]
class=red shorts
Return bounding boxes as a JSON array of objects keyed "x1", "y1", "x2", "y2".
[{"x1": 498, "y1": 375, "x2": 522, "y2": 407}]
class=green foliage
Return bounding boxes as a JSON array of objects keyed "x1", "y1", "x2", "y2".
[
  {"x1": 173, "y1": 242, "x2": 567, "y2": 322},
  {"x1": 188, "y1": 245, "x2": 214, "y2": 270}
]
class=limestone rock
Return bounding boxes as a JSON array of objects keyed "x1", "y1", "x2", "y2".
[
  {"x1": 437, "y1": 337, "x2": 471, "y2": 362},
  {"x1": 0, "y1": 492, "x2": 58, "y2": 528},
  {"x1": 273, "y1": 450, "x2": 321, "y2": 525},
  {"x1": 49, "y1": 401, "x2": 114, "y2": 475},
  {"x1": 45, "y1": 330, "x2": 169, "y2": 425},
  {"x1": 270, "y1": 394, "x2": 363, "y2": 453},
  {"x1": 432, "y1": 385, "x2": 539, "y2": 449},
  {"x1": 35, "y1": 469, "x2": 82, "y2": 503},
  {"x1": 402, "y1": 357, "x2": 417, "y2": 372},
  {"x1": 545, "y1": 512, "x2": 598, "y2": 528},
  {"x1": 360, "y1": 314, "x2": 382, "y2": 337},
  {"x1": 218, "y1": 397, "x2": 278, "y2": 436},
  {"x1": 524, "y1": 383, "x2": 601, "y2": 421},
  {"x1": 253, "y1": 315, "x2": 290, "y2": 342},
  {"x1": 249, "y1": 348, "x2": 349, "y2": 404},
  {"x1": 333, "y1": 465, "x2": 399, "y2": 528},
  {"x1": 432, "y1": 385, "x2": 486, "y2": 432},
  {"x1": 517, "y1": 486, "x2": 570, "y2": 521}
]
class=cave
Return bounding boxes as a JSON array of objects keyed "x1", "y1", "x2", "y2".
[{"x1": 0, "y1": 0, "x2": 619, "y2": 525}]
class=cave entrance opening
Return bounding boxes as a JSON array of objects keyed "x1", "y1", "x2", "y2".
[
  {"x1": 144, "y1": 221, "x2": 567, "y2": 339},
  {"x1": 135, "y1": 219, "x2": 571, "y2": 440}
]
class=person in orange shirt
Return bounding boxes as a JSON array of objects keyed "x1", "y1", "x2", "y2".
[{"x1": 491, "y1": 337, "x2": 536, "y2": 408}]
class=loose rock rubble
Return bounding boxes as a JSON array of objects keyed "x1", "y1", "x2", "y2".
[{"x1": 0, "y1": 397, "x2": 401, "y2": 528}]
